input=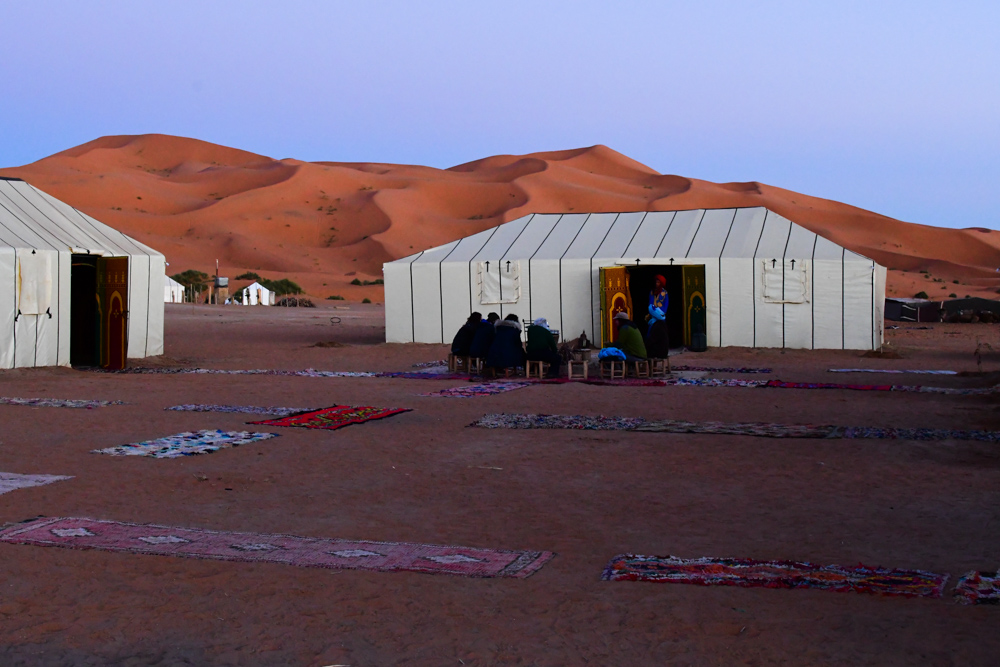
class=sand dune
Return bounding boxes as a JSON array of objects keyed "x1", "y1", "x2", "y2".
[{"x1": 2, "y1": 133, "x2": 997, "y2": 300}]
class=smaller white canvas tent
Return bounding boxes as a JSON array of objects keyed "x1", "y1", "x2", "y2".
[
  {"x1": 164, "y1": 275, "x2": 185, "y2": 303},
  {"x1": 241, "y1": 281, "x2": 274, "y2": 306}
]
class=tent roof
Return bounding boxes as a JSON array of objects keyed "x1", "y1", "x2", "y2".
[
  {"x1": 0, "y1": 177, "x2": 161, "y2": 257},
  {"x1": 387, "y1": 207, "x2": 876, "y2": 266},
  {"x1": 165, "y1": 275, "x2": 184, "y2": 287}
]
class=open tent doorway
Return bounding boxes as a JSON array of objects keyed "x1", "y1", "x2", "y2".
[
  {"x1": 70, "y1": 255, "x2": 99, "y2": 366},
  {"x1": 625, "y1": 264, "x2": 707, "y2": 349}
]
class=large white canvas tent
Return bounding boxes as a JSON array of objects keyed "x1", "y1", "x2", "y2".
[
  {"x1": 383, "y1": 207, "x2": 886, "y2": 350},
  {"x1": 0, "y1": 177, "x2": 165, "y2": 368},
  {"x1": 164, "y1": 275, "x2": 185, "y2": 303},
  {"x1": 239, "y1": 281, "x2": 275, "y2": 306}
]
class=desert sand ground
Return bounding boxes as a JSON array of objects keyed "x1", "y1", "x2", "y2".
[{"x1": 0, "y1": 302, "x2": 997, "y2": 665}]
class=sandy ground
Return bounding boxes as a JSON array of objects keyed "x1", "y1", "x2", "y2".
[{"x1": 0, "y1": 302, "x2": 997, "y2": 665}]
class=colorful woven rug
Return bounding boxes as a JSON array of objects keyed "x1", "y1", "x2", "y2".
[
  {"x1": 422, "y1": 382, "x2": 532, "y2": 398},
  {"x1": 954, "y1": 571, "x2": 1000, "y2": 605},
  {"x1": 95, "y1": 367, "x2": 379, "y2": 378},
  {"x1": 672, "y1": 366, "x2": 772, "y2": 374},
  {"x1": 249, "y1": 405, "x2": 411, "y2": 430},
  {"x1": 471, "y1": 413, "x2": 646, "y2": 430},
  {"x1": 765, "y1": 380, "x2": 999, "y2": 395},
  {"x1": 167, "y1": 404, "x2": 313, "y2": 417},
  {"x1": 0, "y1": 472, "x2": 72, "y2": 495},
  {"x1": 840, "y1": 426, "x2": 1000, "y2": 442},
  {"x1": 634, "y1": 419, "x2": 840, "y2": 438},
  {"x1": 0, "y1": 397, "x2": 124, "y2": 409},
  {"x1": 602, "y1": 554, "x2": 948, "y2": 598},
  {"x1": 829, "y1": 368, "x2": 957, "y2": 375},
  {"x1": 93, "y1": 430, "x2": 278, "y2": 458},
  {"x1": 0, "y1": 517, "x2": 554, "y2": 578}
]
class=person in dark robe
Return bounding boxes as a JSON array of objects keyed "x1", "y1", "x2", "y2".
[
  {"x1": 525, "y1": 317, "x2": 561, "y2": 378},
  {"x1": 645, "y1": 306, "x2": 670, "y2": 358},
  {"x1": 451, "y1": 312, "x2": 481, "y2": 356},
  {"x1": 646, "y1": 274, "x2": 668, "y2": 330},
  {"x1": 485, "y1": 313, "x2": 525, "y2": 372},
  {"x1": 469, "y1": 312, "x2": 499, "y2": 360}
]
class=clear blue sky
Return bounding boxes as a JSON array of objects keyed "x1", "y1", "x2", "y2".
[{"x1": 2, "y1": 1, "x2": 997, "y2": 229}]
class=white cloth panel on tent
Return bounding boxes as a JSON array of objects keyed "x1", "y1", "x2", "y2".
[
  {"x1": 383, "y1": 261, "x2": 415, "y2": 343},
  {"x1": 410, "y1": 260, "x2": 443, "y2": 343},
  {"x1": 501, "y1": 214, "x2": 559, "y2": 259},
  {"x1": 561, "y1": 213, "x2": 618, "y2": 260},
  {"x1": 16, "y1": 251, "x2": 53, "y2": 315},
  {"x1": 127, "y1": 255, "x2": 150, "y2": 358},
  {"x1": 526, "y1": 260, "x2": 561, "y2": 329},
  {"x1": 702, "y1": 258, "x2": 722, "y2": 347},
  {"x1": 843, "y1": 255, "x2": 876, "y2": 350},
  {"x1": 441, "y1": 262, "x2": 475, "y2": 340},
  {"x1": 31, "y1": 250, "x2": 62, "y2": 367},
  {"x1": 720, "y1": 208, "x2": 769, "y2": 258},
  {"x1": 753, "y1": 263, "x2": 784, "y2": 348},
  {"x1": 12, "y1": 183, "x2": 106, "y2": 253},
  {"x1": 146, "y1": 256, "x2": 165, "y2": 356},
  {"x1": 470, "y1": 216, "x2": 533, "y2": 262},
  {"x1": 656, "y1": 210, "x2": 705, "y2": 258},
  {"x1": 478, "y1": 261, "x2": 520, "y2": 305},
  {"x1": 57, "y1": 251, "x2": 71, "y2": 366},
  {"x1": 873, "y1": 265, "x2": 887, "y2": 349},
  {"x1": 557, "y1": 258, "x2": 593, "y2": 342},
  {"x1": 686, "y1": 209, "x2": 736, "y2": 259},
  {"x1": 0, "y1": 248, "x2": 14, "y2": 368},
  {"x1": 812, "y1": 253, "x2": 845, "y2": 349},
  {"x1": 761, "y1": 260, "x2": 808, "y2": 303},
  {"x1": 781, "y1": 261, "x2": 814, "y2": 349},
  {"x1": 718, "y1": 258, "x2": 754, "y2": 347},
  {"x1": 13, "y1": 250, "x2": 37, "y2": 367},
  {"x1": 530, "y1": 214, "x2": 590, "y2": 260},
  {"x1": 593, "y1": 212, "x2": 646, "y2": 258},
  {"x1": 623, "y1": 212, "x2": 676, "y2": 259}
]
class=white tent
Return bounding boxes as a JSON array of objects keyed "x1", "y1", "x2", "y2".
[
  {"x1": 164, "y1": 275, "x2": 185, "y2": 303},
  {"x1": 383, "y1": 207, "x2": 886, "y2": 350},
  {"x1": 240, "y1": 281, "x2": 274, "y2": 306},
  {"x1": 0, "y1": 177, "x2": 165, "y2": 368}
]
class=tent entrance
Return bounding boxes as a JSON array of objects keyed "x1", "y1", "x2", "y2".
[
  {"x1": 623, "y1": 264, "x2": 707, "y2": 348},
  {"x1": 70, "y1": 255, "x2": 99, "y2": 366},
  {"x1": 97, "y1": 257, "x2": 129, "y2": 370}
]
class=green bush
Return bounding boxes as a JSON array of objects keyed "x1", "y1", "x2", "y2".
[
  {"x1": 914, "y1": 291, "x2": 928, "y2": 299},
  {"x1": 235, "y1": 271, "x2": 261, "y2": 281},
  {"x1": 949, "y1": 293, "x2": 957, "y2": 298},
  {"x1": 171, "y1": 269, "x2": 209, "y2": 286},
  {"x1": 326, "y1": 295, "x2": 345, "y2": 300},
  {"x1": 350, "y1": 278, "x2": 362, "y2": 286},
  {"x1": 362, "y1": 298, "x2": 371, "y2": 304}
]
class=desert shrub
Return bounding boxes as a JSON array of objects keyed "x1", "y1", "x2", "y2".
[
  {"x1": 235, "y1": 271, "x2": 261, "y2": 280},
  {"x1": 276, "y1": 296, "x2": 314, "y2": 308},
  {"x1": 914, "y1": 291, "x2": 928, "y2": 299},
  {"x1": 949, "y1": 293, "x2": 957, "y2": 298},
  {"x1": 259, "y1": 278, "x2": 303, "y2": 295},
  {"x1": 326, "y1": 295, "x2": 345, "y2": 300},
  {"x1": 362, "y1": 298, "x2": 371, "y2": 304},
  {"x1": 350, "y1": 278, "x2": 362, "y2": 285}
]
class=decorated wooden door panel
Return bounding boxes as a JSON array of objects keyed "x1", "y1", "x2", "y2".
[
  {"x1": 682, "y1": 265, "x2": 707, "y2": 348},
  {"x1": 599, "y1": 266, "x2": 632, "y2": 346},
  {"x1": 97, "y1": 257, "x2": 129, "y2": 370}
]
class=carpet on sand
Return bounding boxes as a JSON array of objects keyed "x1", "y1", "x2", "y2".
[
  {"x1": 954, "y1": 571, "x2": 1000, "y2": 605},
  {"x1": 602, "y1": 554, "x2": 948, "y2": 598},
  {"x1": 472, "y1": 414, "x2": 1000, "y2": 442},
  {"x1": 422, "y1": 382, "x2": 532, "y2": 398},
  {"x1": 0, "y1": 473, "x2": 72, "y2": 495},
  {"x1": 828, "y1": 368, "x2": 957, "y2": 375},
  {"x1": 764, "y1": 380, "x2": 998, "y2": 395},
  {"x1": 167, "y1": 404, "x2": 313, "y2": 417},
  {"x1": 249, "y1": 405, "x2": 411, "y2": 430},
  {"x1": 671, "y1": 366, "x2": 772, "y2": 374},
  {"x1": 93, "y1": 430, "x2": 278, "y2": 458},
  {"x1": 0, "y1": 397, "x2": 124, "y2": 408},
  {"x1": 0, "y1": 517, "x2": 555, "y2": 578}
]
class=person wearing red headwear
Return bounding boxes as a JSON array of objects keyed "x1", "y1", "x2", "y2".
[
  {"x1": 648, "y1": 274, "x2": 668, "y2": 321},
  {"x1": 646, "y1": 274, "x2": 670, "y2": 357}
]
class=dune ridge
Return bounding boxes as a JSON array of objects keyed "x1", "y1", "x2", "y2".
[{"x1": 2, "y1": 133, "x2": 997, "y2": 300}]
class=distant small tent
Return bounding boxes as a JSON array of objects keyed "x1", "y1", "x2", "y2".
[
  {"x1": 0, "y1": 177, "x2": 165, "y2": 369},
  {"x1": 164, "y1": 275, "x2": 185, "y2": 303},
  {"x1": 384, "y1": 207, "x2": 886, "y2": 351},
  {"x1": 240, "y1": 281, "x2": 274, "y2": 306}
]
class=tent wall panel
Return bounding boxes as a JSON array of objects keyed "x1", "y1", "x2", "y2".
[
  {"x1": 126, "y1": 255, "x2": 149, "y2": 358},
  {"x1": 721, "y1": 208, "x2": 768, "y2": 258},
  {"x1": 439, "y1": 262, "x2": 474, "y2": 337},
  {"x1": 812, "y1": 258, "x2": 844, "y2": 349},
  {"x1": 503, "y1": 214, "x2": 559, "y2": 259},
  {"x1": 753, "y1": 260, "x2": 785, "y2": 348},
  {"x1": 564, "y1": 213, "x2": 618, "y2": 258},
  {"x1": 146, "y1": 256, "x2": 165, "y2": 357},
  {"x1": 782, "y1": 260, "x2": 814, "y2": 349},
  {"x1": 410, "y1": 261, "x2": 443, "y2": 343},
  {"x1": 532, "y1": 214, "x2": 589, "y2": 260},
  {"x1": 0, "y1": 248, "x2": 14, "y2": 368},
  {"x1": 687, "y1": 209, "x2": 735, "y2": 259},
  {"x1": 470, "y1": 216, "x2": 534, "y2": 262},
  {"x1": 874, "y1": 266, "x2": 887, "y2": 349},
  {"x1": 701, "y1": 258, "x2": 722, "y2": 347},
  {"x1": 383, "y1": 260, "x2": 415, "y2": 343},
  {"x1": 718, "y1": 258, "x2": 754, "y2": 347},
  {"x1": 558, "y1": 258, "x2": 594, "y2": 341},
  {"x1": 526, "y1": 260, "x2": 561, "y2": 331},
  {"x1": 57, "y1": 251, "x2": 71, "y2": 366},
  {"x1": 844, "y1": 259, "x2": 876, "y2": 350}
]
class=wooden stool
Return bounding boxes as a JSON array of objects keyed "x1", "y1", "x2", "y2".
[
  {"x1": 526, "y1": 359, "x2": 550, "y2": 379},
  {"x1": 469, "y1": 357, "x2": 483, "y2": 373},
  {"x1": 567, "y1": 359, "x2": 588, "y2": 380},
  {"x1": 600, "y1": 360, "x2": 625, "y2": 380},
  {"x1": 649, "y1": 357, "x2": 670, "y2": 377},
  {"x1": 630, "y1": 360, "x2": 651, "y2": 378}
]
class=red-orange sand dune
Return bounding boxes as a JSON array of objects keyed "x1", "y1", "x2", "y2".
[{"x1": 3, "y1": 133, "x2": 998, "y2": 300}]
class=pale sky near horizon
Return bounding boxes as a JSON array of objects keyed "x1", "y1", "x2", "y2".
[{"x1": 1, "y1": 1, "x2": 997, "y2": 230}]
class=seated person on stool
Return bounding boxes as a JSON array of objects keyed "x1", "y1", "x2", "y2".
[
  {"x1": 485, "y1": 313, "x2": 525, "y2": 374},
  {"x1": 526, "y1": 317, "x2": 561, "y2": 378},
  {"x1": 451, "y1": 312, "x2": 481, "y2": 358},
  {"x1": 613, "y1": 311, "x2": 647, "y2": 362},
  {"x1": 469, "y1": 312, "x2": 499, "y2": 362}
]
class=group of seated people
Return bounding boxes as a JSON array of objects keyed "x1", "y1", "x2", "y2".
[{"x1": 451, "y1": 311, "x2": 561, "y2": 378}]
